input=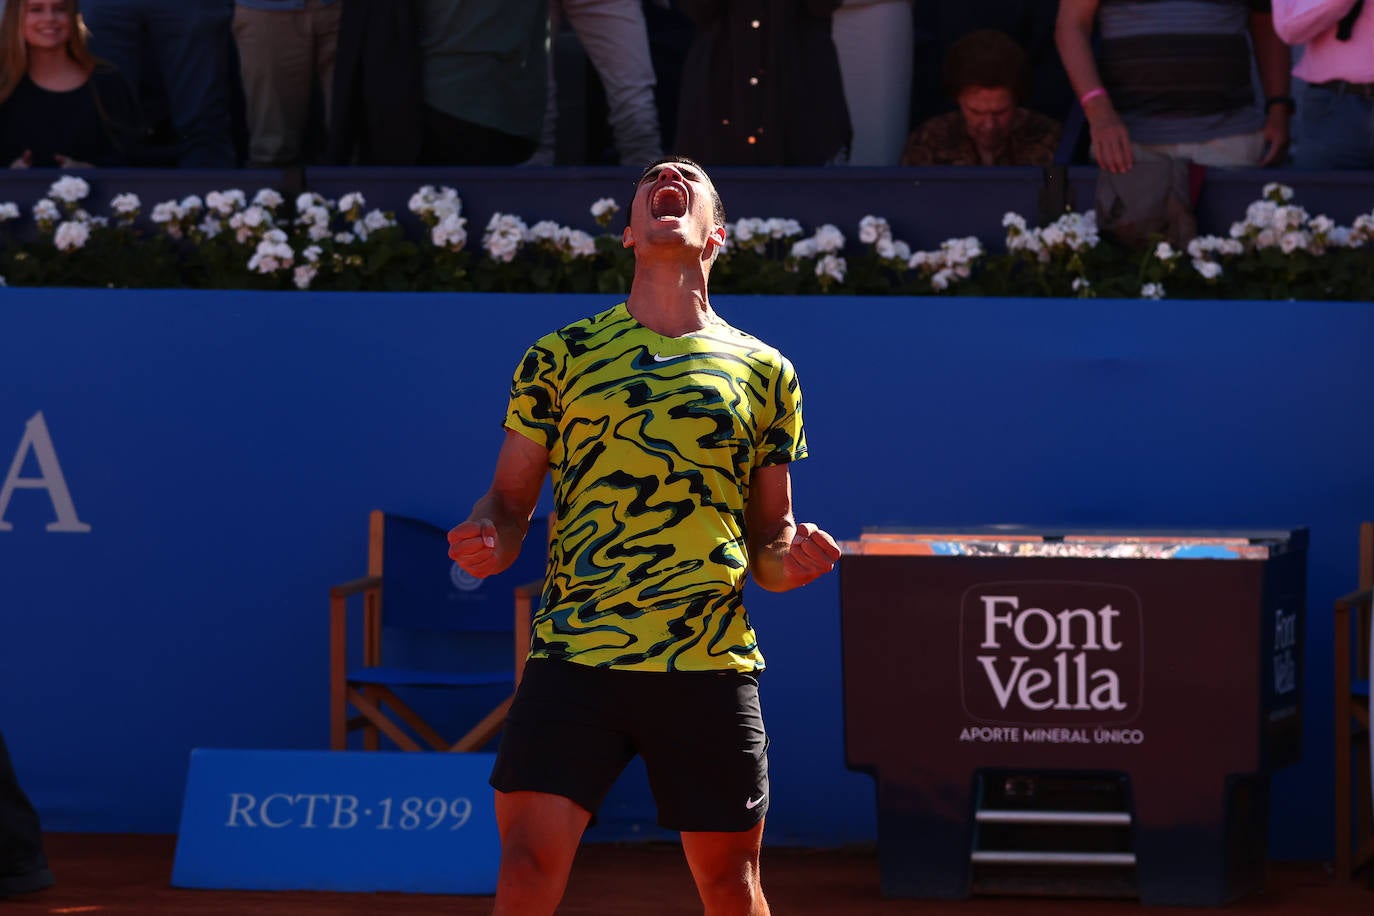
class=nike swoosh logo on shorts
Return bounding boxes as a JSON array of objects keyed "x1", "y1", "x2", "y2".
[{"x1": 745, "y1": 794, "x2": 766, "y2": 809}]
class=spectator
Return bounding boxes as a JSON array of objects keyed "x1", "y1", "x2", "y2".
[
  {"x1": 901, "y1": 28, "x2": 1061, "y2": 166},
  {"x1": 232, "y1": 0, "x2": 340, "y2": 168},
  {"x1": 80, "y1": 0, "x2": 237, "y2": 167},
  {"x1": 0, "y1": 0, "x2": 147, "y2": 168},
  {"x1": 328, "y1": 0, "x2": 423, "y2": 165},
  {"x1": 1055, "y1": 0, "x2": 1293, "y2": 174},
  {"x1": 416, "y1": 0, "x2": 547, "y2": 165},
  {"x1": 528, "y1": 0, "x2": 663, "y2": 168},
  {"x1": 832, "y1": 0, "x2": 913, "y2": 165},
  {"x1": 0, "y1": 729, "x2": 52, "y2": 900},
  {"x1": 674, "y1": 0, "x2": 851, "y2": 166},
  {"x1": 1273, "y1": 0, "x2": 1373, "y2": 169},
  {"x1": 911, "y1": 1, "x2": 1074, "y2": 129}
]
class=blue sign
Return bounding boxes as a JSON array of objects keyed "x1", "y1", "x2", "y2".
[{"x1": 172, "y1": 749, "x2": 500, "y2": 893}]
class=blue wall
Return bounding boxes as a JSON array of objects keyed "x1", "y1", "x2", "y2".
[{"x1": 2, "y1": 289, "x2": 1371, "y2": 859}]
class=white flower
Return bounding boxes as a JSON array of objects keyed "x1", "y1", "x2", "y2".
[
  {"x1": 1141, "y1": 282, "x2": 1165, "y2": 300},
  {"x1": 197, "y1": 217, "x2": 223, "y2": 240},
  {"x1": 362, "y1": 209, "x2": 393, "y2": 232},
  {"x1": 53, "y1": 220, "x2": 91, "y2": 252},
  {"x1": 431, "y1": 212, "x2": 468, "y2": 250},
  {"x1": 33, "y1": 199, "x2": 61, "y2": 224},
  {"x1": 1002, "y1": 212, "x2": 1027, "y2": 232},
  {"x1": 0, "y1": 202, "x2": 21, "y2": 221},
  {"x1": 334, "y1": 232, "x2": 356, "y2": 245},
  {"x1": 858, "y1": 215, "x2": 890, "y2": 245},
  {"x1": 409, "y1": 185, "x2": 461, "y2": 225},
  {"x1": 111, "y1": 193, "x2": 141, "y2": 217},
  {"x1": 483, "y1": 213, "x2": 528, "y2": 262},
  {"x1": 943, "y1": 236, "x2": 982, "y2": 265},
  {"x1": 1278, "y1": 231, "x2": 1308, "y2": 255},
  {"x1": 529, "y1": 220, "x2": 561, "y2": 242},
  {"x1": 813, "y1": 224, "x2": 845, "y2": 253},
  {"x1": 248, "y1": 236, "x2": 294, "y2": 273},
  {"x1": 1154, "y1": 242, "x2": 1176, "y2": 261},
  {"x1": 207, "y1": 190, "x2": 246, "y2": 216},
  {"x1": 1072, "y1": 276, "x2": 1091, "y2": 292},
  {"x1": 931, "y1": 267, "x2": 955, "y2": 291},
  {"x1": 299, "y1": 205, "x2": 331, "y2": 227},
  {"x1": 565, "y1": 229, "x2": 596, "y2": 259},
  {"x1": 590, "y1": 197, "x2": 619, "y2": 227},
  {"x1": 767, "y1": 218, "x2": 802, "y2": 239},
  {"x1": 1193, "y1": 259, "x2": 1223, "y2": 280},
  {"x1": 790, "y1": 238, "x2": 818, "y2": 259},
  {"x1": 338, "y1": 192, "x2": 365, "y2": 215},
  {"x1": 179, "y1": 195, "x2": 203, "y2": 214},
  {"x1": 293, "y1": 264, "x2": 319, "y2": 290},
  {"x1": 815, "y1": 253, "x2": 846, "y2": 283},
  {"x1": 49, "y1": 176, "x2": 90, "y2": 204},
  {"x1": 252, "y1": 188, "x2": 284, "y2": 209},
  {"x1": 1262, "y1": 182, "x2": 1294, "y2": 202}
]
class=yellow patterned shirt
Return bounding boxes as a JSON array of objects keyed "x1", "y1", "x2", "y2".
[{"x1": 505, "y1": 302, "x2": 807, "y2": 672}]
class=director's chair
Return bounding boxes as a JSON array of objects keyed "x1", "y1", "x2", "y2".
[{"x1": 329, "y1": 509, "x2": 548, "y2": 752}]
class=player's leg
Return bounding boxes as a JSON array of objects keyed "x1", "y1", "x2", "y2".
[
  {"x1": 491, "y1": 789, "x2": 590, "y2": 915},
  {"x1": 680, "y1": 820, "x2": 769, "y2": 915},
  {"x1": 638, "y1": 669, "x2": 771, "y2": 915},
  {"x1": 488, "y1": 658, "x2": 637, "y2": 914}
]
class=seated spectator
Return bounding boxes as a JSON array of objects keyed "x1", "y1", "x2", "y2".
[
  {"x1": 674, "y1": 0, "x2": 851, "y2": 166},
  {"x1": 233, "y1": 0, "x2": 341, "y2": 168},
  {"x1": 1055, "y1": 0, "x2": 1293, "y2": 174},
  {"x1": 1273, "y1": 0, "x2": 1373, "y2": 169},
  {"x1": 0, "y1": 0, "x2": 147, "y2": 168},
  {"x1": 80, "y1": 0, "x2": 236, "y2": 167},
  {"x1": 910, "y1": 1, "x2": 1075, "y2": 129},
  {"x1": 901, "y1": 29, "x2": 1061, "y2": 166}
]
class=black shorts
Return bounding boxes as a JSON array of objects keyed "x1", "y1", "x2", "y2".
[{"x1": 490, "y1": 658, "x2": 769, "y2": 833}]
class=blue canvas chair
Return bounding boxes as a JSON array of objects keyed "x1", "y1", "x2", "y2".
[
  {"x1": 329, "y1": 510, "x2": 548, "y2": 752},
  {"x1": 1334, "y1": 521, "x2": 1374, "y2": 880}
]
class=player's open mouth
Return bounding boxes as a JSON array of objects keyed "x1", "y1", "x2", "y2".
[{"x1": 650, "y1": 185, "x2": 688, "y2": 219}]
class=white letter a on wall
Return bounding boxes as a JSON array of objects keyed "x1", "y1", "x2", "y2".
[{"x1": 0, "y1": 411, "x2": 91, "y2": 532}]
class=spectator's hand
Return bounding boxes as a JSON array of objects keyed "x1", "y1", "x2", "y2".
[
  {"x1": 1084, "y1": 98, "x2": 1133, "y2": 174},
  {"x1": 9, "y1": 149, "x2": 31, "y2": 169},
  {"x1": 54, "y1": 154, "x2": 93, "y2": 169},
  {"x1": 1258, "y1": 110, "x2": 1291, "y2": 167},
  {"x1": 782, "y1": 522, "x2": 841, "y2": 586}
]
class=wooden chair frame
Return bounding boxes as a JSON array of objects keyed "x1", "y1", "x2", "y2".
[
  {"x1": 328, "y1": 509, "x2": 546, "y2": 752},
  {"x1": 1334, "y1": 521, "x2": 1374, "y2": 880}
]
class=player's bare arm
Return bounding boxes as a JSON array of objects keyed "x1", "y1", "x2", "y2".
[
  {"x1": 746, "y1": 462, "x2": 841, "y2": 591},
  {"x1": 448, "y1": 428, "x2": 549, "y2": 578}
]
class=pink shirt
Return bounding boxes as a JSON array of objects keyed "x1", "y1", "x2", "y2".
[{"x1": 1273, "y1": 0, "x2": 1374, "y2": 83}]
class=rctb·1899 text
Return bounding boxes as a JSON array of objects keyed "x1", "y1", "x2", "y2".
[{"x1": 225, "y1": 793, "x2": 473, "y2": 830}]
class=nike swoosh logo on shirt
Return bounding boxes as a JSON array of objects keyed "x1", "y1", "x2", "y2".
[
  {"x1": 745, "y1": 794, "x2": 766, "y2": 810},
  {"x1": 652, "y1": 353, "x2": 674, "y2": 362}
]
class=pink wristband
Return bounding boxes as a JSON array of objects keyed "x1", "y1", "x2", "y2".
[{"x1": 1080, "y1": 87, "x2": 1107, "y2": 106}]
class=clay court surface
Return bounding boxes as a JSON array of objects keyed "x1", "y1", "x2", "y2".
[{"x1": 3, "y1": 834, "x2": 1369, "y2": 915}]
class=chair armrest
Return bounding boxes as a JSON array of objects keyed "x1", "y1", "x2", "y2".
[{"x1": 331, "y1": 575, "x2": 382, "y2": 599}]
